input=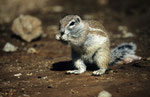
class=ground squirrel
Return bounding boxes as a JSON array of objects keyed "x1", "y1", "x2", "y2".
[{"x1": 56, "y1": 15, "x2": 141, "y2": 76}]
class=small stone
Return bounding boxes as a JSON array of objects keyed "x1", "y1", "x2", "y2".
[
  {"x1": 27, "y1": 48, "x2": 36, "y2": 54},
  {"x1": 3, "y1": 42, "x2": 18, "y2": 52},
  {"x1": 26, "y1": 73, "x2": 33, "y2": 76},
  {"x1": 98, "y1": 90, "x2": 112, "y2": 97},
  {"x1": 14, "y1": 73, "x2": 22, "y2": 78},
  {"x1": 11, "y1": 15, "x2": 43, "y2": 42},
  {"x1": 43, "y1": 76, "x2": 47, "y2": 79}
]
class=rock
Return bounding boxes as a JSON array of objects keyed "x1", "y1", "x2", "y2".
[
  {"x1": 11, "y1": 15, "x2": 43, "y2": 42},
  {"x1": 98, "y1": 90, "x2": 112, "y2": 97},
  {"x1": 3, "y1": 42, "x2": 18, "y2": 52},
  {"x1": 27, "y1": 48, "x2": 37, "y2": 54}
]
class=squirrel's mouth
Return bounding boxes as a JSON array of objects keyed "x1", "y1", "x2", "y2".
[{"x1": 56, "y1": 33, "x2": 70, "y2": 44}]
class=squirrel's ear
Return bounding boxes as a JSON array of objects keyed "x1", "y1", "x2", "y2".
[
  {"x1": 77, "y1": 18, "x2": 80, "y2": 23},
  {"x1": 74, "y1": 15, "x2": 81, "y2": 23}
]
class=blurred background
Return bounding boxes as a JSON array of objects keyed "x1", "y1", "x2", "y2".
[
  {"x1": 0, "y1": 0, "x2": 150, "y2": 97},
  {"x1": 0, "y1": 0, "x2": 150, "y2": 50}
]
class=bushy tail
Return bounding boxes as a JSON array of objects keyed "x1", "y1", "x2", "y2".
[{"x1": 109, "y1": 42, "x2": 140, "y2": 65}]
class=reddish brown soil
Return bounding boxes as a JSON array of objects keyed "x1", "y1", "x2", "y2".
[{"x1": 0, "y1": 0, "x2": 150, "y2": 97}]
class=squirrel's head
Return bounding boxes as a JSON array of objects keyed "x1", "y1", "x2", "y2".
[{"x1": 56, "y1": 15, "x2": 84, "y2": 42}]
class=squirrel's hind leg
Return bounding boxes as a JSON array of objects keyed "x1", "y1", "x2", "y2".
[
  {"x1": 92, "y1": 48, "x2": 110, "y2": 76},
  {"x1": 66, "y1": 59, "x2": 86, "y2": 74}
]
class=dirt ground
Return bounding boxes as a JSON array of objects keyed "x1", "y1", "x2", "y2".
[{"x1": 0, "y1": 0, "x2": 150, "y2": 97}]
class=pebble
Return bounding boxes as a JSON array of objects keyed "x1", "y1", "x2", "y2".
[
  {"x1": 98, "y1": 90, "x2": 112, "y2": 97},
  {"x1": 26, "y1": 73, "x2": 33, "y2": 76},
  {"x1": 3, "y1": 42, "x2": 18, "y2": 52},
  {"x1": 14, "y1": 73, "x2": 22, "y2": 78},
  {"x1": 43, "y1": 76, "x2": 48, "y2": 79},
  {"x1": 27, "y1": 48, "x2": 37, "y2": 54}
]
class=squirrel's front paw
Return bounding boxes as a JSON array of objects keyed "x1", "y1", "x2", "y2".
[
  {"x1": 61, "y1": 34, "x2": 69, "y2": 41},
  {"x1": 56, "y1": 34, "x2": 61, "y2": 40},
  {"x1": 66, "y1": 70, "x2": 85, "y2": 75}
]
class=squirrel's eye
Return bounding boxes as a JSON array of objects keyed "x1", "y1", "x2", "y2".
[{"x1": 69, "y1": 21, "x2": 75, "y2": 26}]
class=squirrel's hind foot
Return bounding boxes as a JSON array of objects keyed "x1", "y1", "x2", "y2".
[
  {"x1": 66, "y1": 70, "x2": 85, "y2": 75},
  {"x1": 92, "y1": 68, "x2": 107, "y2": 76}
]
